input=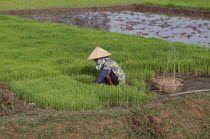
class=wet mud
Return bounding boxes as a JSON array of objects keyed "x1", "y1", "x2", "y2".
[
  {"x1": 22, "y1": 11, "x2": 210, "y2": 47},
  {"x1": 181, "y1": 76, "x2": 210, "y2": 91},
  {"x1": 147, "y1": 75, "x2": 210, "y2": 93},
  {"x1": 1, "y1": 4, "x2": 210, "y2": 19}
]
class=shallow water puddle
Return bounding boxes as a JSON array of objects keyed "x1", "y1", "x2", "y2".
[{"x1": 22, "y1": 11, "x2": 210, "y2": 47}]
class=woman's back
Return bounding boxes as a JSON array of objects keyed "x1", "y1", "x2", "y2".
[{"x1": 103, "y1": 59, "x2": 126, "y2": 84}]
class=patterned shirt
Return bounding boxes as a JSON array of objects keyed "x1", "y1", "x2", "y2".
[{"x1": 103, "y1": 59, "x2": 126, "y2": 84}]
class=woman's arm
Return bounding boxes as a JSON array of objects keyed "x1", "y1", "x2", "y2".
[
  {"x1": 106, "y1": 72, "x2": 114, "y2": 86},
  {"x1": 95, "y1": 69, "x2": 109, "y2": 84}
]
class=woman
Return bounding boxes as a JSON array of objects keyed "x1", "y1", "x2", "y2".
[{"x1": 87, "y1": 46, "x2": 126, "y2": 85}]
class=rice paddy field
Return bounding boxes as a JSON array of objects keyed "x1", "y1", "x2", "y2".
[
  {"x1": 0, "y1": 1, "x2": 210, "y2": 138},
  {"x1": 0, "y1": 0, "x2": 210, "y2": 10},
  {"x1": 0, "y1": 0, "x2": 210, "y2": 111},
  {"x1": 0, "y1": 13, "x2": 210, "y2": 111}
]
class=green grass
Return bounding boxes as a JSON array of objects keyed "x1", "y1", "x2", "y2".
[
  {"x1": 0, "y1": 0, "x2": 210, "y2": 11},
  {"x1": 142, "y1": 0, "x2": 210, "y2": 10},
  {"x1": 0, "y1": 15, "x2": 210, "y2": 110}
]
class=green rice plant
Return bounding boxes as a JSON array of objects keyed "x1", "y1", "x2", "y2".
[
  {"x1": 71, "y1": 74, "x2": 96, "y2": 84},
  {"x1": 1, "y1": 15, "x2": 210, "y2": 110},
  {"x1": 10, "y1": 76, "x2": 155, "y2": 110}
]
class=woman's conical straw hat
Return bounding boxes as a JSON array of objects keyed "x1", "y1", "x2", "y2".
[{"x1": 87, "y1": 46, "x2": 112, "y2": 60}]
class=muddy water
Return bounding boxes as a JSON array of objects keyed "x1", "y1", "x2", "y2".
[{"x1": 22, "y1": 11, "x2": 210, "y2": 47}]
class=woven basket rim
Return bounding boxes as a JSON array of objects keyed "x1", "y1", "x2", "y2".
[{"x1": 153, "y1": 77, "x2": 184, "y2": 87}]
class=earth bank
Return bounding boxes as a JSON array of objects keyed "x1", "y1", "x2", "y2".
[
  {"x1": 0, "y1": 91, "x2": 209, "y2": 138},
  {"x1": 0, "y1": 4, "x2": 210, "y2": 19}
]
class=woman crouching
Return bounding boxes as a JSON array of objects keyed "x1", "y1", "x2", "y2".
[{"x1": 87, "y1": 47, "x2": 126, "y2": 85}]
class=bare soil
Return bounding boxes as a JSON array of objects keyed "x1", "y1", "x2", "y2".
[
  {"x1": 0, "y1": 4, "x2": 210, "y2": 19},
  {"x1": 128, "y1": 94, "x2": 210, "y2": 138},
  {"x1": 0, "y1": 92, "x2": 209, "y2": 138},
  {"x1": 0, "y1": 83, "x2": 40, "y2": 117},
  {"x1": 182, "y1": 75, "x2": 210, "y2": 91}
]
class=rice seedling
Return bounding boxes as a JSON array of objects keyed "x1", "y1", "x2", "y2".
[
  {"x1": 10, "y1": 76, "x2": 154, "y2": 110},
  {"x1": 1, "y1": 15, "x2": 210, "y2": 110}
]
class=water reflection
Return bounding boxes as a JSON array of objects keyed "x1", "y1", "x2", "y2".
[{"x1": 22, "y1": 11, "x2": 210, "y2": 47}]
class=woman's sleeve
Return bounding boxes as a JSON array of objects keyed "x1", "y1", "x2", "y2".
[{"x1": 95, "y1": 69, "x2": 109, "y2": 84}]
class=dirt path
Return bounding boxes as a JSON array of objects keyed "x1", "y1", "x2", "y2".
[{"x1": 0, "y1": 4, "x2": 210, "y2": 19}]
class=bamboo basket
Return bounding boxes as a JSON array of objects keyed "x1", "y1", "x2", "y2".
[{"x1": 153, "y1": 77, "x2": 184, "y2": 93}]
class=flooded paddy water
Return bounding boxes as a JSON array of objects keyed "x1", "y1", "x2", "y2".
[{"x1": 22, "y1": 11, "x2": 210, "y2": 47}]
